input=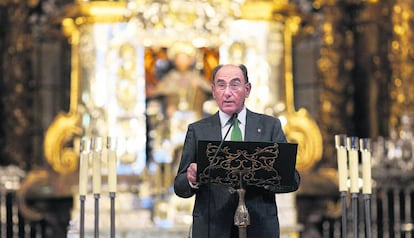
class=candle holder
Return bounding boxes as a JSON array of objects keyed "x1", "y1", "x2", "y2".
[
  {"x1": 336, "y1": 135, "x2": 373, "y2": 238},
  {"x1": 347, "y1": 136, "x2": 359, "y2": 238},
  {"x1": 1, "y1": 190, "x2": 8, "y2": 237},
  {"x1": 91, "y1": 137, "x2": 102, "y2": 238},
  {"x1": 106, "y1": 136, "x2": 117, "y2": 238},
  {"x1": 77, "y1": 136, "x2": 118, "y2": 238},
  {"x1": 78, "y1": 138, "x2": 90, "y2": 238},
  {"x1": 335, "y1": 134, "x2": 348, "y2": 238},
  {"x1": 360, "y1": 138, "x2": 372, "y2": 238}
]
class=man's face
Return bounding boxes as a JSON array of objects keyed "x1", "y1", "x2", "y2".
[{"x1": 211, "y1": 65, "x2": 251, "y2": 115}]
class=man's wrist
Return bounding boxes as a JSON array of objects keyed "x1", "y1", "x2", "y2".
[{"x1": 189, "y1": 181, "x2": 199, "y2": 189}]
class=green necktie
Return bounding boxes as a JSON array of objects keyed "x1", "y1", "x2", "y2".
[{"x1": 231, "y1": 118, "x2": 242, "y2": 141}]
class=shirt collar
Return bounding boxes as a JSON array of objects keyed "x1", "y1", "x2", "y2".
[{"x1": 219, "y1": 107, "x2": 247, "y2": 128}]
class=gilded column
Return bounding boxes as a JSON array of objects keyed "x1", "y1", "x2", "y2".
[
  {"x1": 316, "y1": 1, "x2": 354, "y2": 165},
  {"x1": 389, "y1": 0, "x2": 414, "y2": 130},
  {"x1": 0, "y1": 0, "x2": 34, "y2": 168}
]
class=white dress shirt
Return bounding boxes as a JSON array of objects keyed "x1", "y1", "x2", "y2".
[{"x1": 218, "y1": 107, "x2": 246, "y2": 141}]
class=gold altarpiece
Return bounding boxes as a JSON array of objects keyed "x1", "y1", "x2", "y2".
[{"x1": 41, "y1": 0, "x2": 323, "y2": 235}]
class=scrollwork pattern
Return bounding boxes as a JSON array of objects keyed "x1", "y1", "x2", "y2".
[{"x1": 199, "y1": 143, "x2": 282, "y2": 189}]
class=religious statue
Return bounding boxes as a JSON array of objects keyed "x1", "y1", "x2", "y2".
[
  {"x1": 146, "y1": 42, "x2": 212, "y2": 194},
  {"x1": 150, "y1": 42, "x2": 211, "y2": 119}
]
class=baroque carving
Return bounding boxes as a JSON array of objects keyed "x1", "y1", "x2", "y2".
[
  {"x1": 44, "y1": 112, "x2": 82, "y2": 174},
  {"x1": 42, "y1": 0, "x2": 324, "y2": 176}
]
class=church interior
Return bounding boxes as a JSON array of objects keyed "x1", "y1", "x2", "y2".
[{"x1": 1, "y1": 0, "x2": 414, "y2": 237}]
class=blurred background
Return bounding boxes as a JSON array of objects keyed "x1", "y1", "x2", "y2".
[{"x1": 1, "y1": 0, "x2": 414, "y2": 237}]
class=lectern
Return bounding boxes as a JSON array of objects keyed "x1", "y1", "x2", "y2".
[{"x1": 197, "y1": 140, "x2": 298, "y2": 238}]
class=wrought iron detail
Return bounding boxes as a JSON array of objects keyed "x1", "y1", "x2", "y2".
[{"x1": 198, "y1": 143, "x2": 281, "y2": 189}]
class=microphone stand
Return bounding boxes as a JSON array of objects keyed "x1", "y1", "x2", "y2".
[
  {"x1": 207, "y1": 113, "x2": 237, "y2": 238},
  {"x1": 234, "y1": 173, "x2": 249, "y2": 238}
]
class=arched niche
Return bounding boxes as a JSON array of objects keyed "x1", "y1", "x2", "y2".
[{"x1": 44, "y1": 0, "x2": 322, "y2": 178}]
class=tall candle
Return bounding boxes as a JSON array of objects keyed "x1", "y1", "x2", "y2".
[
  {"x1": 92, "y1": 137, "x2": 102, "y2": 195},
  {"x1": 107, "y1": 137, "x2": 117, "y2": 193},
  {"x1": 347, "y1": 136, "x2": 359, "y2": 193},
  {"x1": 360, "y1": 138, "x2": 372, "y2": 194},
  {"x1": 79, "y1": 139, "x2": 89, "y2": 196},
  {"x1": 335, "y1": 134, "x2": 348, "y2": 192}
]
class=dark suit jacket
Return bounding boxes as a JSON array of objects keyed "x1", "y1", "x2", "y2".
[{"x1": 174, "y1": 109, "x2": 300, "y2": 238}]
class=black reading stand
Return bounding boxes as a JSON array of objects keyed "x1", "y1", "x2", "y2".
[{"x1": 196, "y1": 140, "x2": 298, "y2": 238}]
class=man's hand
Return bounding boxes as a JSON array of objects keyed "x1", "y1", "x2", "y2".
[{"x1": 187, "y1": 163, "x2": 198, "y2": 186}]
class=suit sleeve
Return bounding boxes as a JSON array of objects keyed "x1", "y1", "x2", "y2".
[
  {"x1": 174, "y1": 124, "x2": 197, "y2": 198},
  {"x1": 271, "y1": 117, "x2": 287, "y2": 143},
  {"x1": 270, "y1": 117, "x2": 301, "y2": 193}
]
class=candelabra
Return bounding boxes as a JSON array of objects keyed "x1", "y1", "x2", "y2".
[
  {"x1": 335, "y1": 134, "x2": 372, "y2": 238},
  {"x1": 78, "y1": 136, "x2": 118, "y2": 238}
]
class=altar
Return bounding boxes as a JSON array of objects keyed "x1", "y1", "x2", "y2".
[
  {"x1": 83, "y1": 227, "x2": 189, "y2": 238},
  {"x1": 39, "y1": 1, "x2": 319, "y2": 237},
  {"x1": 70, "y1": 184, "x2": 300, "y2": 238}
]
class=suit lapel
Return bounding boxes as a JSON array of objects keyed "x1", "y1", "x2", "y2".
[
  {"x1": 245, "y1": 110, "x2": 262, "y2": 141},
  {"x1": 206, "y1": 112, "x2": 222, "y2": 141}
]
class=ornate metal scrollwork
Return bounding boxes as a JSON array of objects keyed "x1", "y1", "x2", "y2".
[{"x1": 198, "y1": 143, "x2": 282, "y2": 188}]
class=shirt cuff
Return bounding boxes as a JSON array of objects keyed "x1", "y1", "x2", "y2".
[{"x1": 189, "y1": 181, "x2": 199, "y2": 189}]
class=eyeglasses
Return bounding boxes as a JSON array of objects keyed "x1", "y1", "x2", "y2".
[{"x1": 214, "y1": 82, "x2": 245, "y2": 91}]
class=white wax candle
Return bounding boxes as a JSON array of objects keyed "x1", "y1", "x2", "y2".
[
  {"x1": 107, "y1": 149, "x2": 117, "y2": 193},
  {"x1": 337, "y1": 148, "x2": 348, "y2": 192},
  {"x1": 361, "y1": 150, "x2": 372, "y2": 194},
  {"x1": 92, "y1": 138, "x2": 102, "y2": 194},
  {"x1": 349, "y1": 149, "x2": 359, "y2": 193},
  {"x1": 79, "y1": 149, "x2": 89, "y2": 196}
]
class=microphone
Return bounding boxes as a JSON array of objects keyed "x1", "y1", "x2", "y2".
[
  {"x1": 208, "y1": 113, "x2": 237, "y2": 182},
  {"x1": 212, "y1": 113, "x2": 238, "y2": 160},
  {"x1": 207, "y1": 113, "x2": 237, "y2": 238}
]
